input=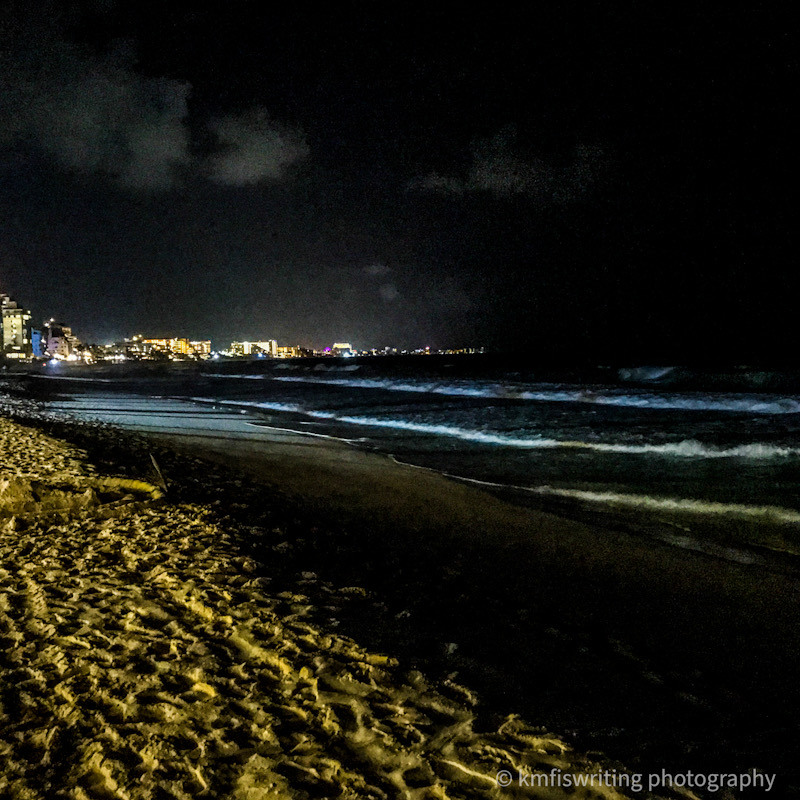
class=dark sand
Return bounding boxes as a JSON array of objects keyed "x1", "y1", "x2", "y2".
[{"x1": 141, "y1": 425, "x2": 800, "y2": 786}]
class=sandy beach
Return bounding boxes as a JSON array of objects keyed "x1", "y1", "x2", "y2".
[
  {"x1": 1, "y1": 406, "x2": 682, "y2": 799},
  {"x1": 2, "y1": 389, "x2": 799, "y2": 797}
]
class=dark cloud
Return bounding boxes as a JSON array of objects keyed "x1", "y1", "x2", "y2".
[
  {"x1": 378, "y1": 283, "x2": 399, "y2": 302},
  {"x1": 207, "y1": 108, "x2": 308, "y2": 187},
  {"x1": 363, "y1": 263, "x2": 391, "y2": 277},
  {"x1": 0, "y1": 31, "x2": 191, "y2": 190},
  {"x1": 0, "y1": 20, "x2": 307, "y2": 191},
  {"x1": 409, "y1": 129, "x2": 606, "y2": 202}
]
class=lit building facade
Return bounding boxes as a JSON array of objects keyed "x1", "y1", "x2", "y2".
[
  {"x1": 1, "y1": 295, "x2": 33, "y2": 359},
  {"x1": 189, "y1": 340, "x2": 212, "y2": 358},
  {"x1": 43, "y1": 321, "x2": 78, "y2": 359},
  {"x1": 31, "y1": 329, "x2": 43, "y2": 358},
  {"x1": 229, "y1": 340, "x2": 277, "y2": 356},
  {"x1": 143, "y1": 338, "x2": 192, "y2": 356},
  {"x1": 276, "y1": 345, "x2": 302, "y2": 358}
]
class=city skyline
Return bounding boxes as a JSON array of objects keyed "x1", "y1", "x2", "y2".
[{"x1": 1, "y1": 286, "x2": 482, "y2": 360}]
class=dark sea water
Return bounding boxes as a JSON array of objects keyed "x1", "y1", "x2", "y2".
[{"x1": 29, "y1": 357, "x2": 800, "y2": 570}]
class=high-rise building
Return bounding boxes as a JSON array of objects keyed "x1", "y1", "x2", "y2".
[
  {"x1": 31, "y1": 329, "x2": 43, "y2": 358},
  {"x1": 43, "y1": 320, "x2": 77, "y2": 359},
  {"x1": 1, "y1": 294, "x2": 33, "y2": 359},
  {"x1": 229, "y1": 340, "x2": 277, "y2": 356}
]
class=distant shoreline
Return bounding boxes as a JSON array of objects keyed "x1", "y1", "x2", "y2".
[{"x1": 10, "y1": 357, "x2": 800, "y2": 395}]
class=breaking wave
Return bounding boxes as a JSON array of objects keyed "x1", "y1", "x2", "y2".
[
  {"x1": 189, "y1": 398, "x2": 800, "y2": 459},
  {"x1": 617, "y1": 366, "x2": 677, "y2": 383},
  {"x1": 32, "y1": 374, "x2": 115, "y2": 383},
  {"x1": 191, "y1": 398, "x2": 303, "y2": 414},
  {"x1": 271, "y1": 376, "x2": 800, "y2": 415},
  {"x1": 207, "y1": 373, "x2": 266, "y2": 380},
  {"x1": 427, "y1": 473, "x2": 800, "y2": 561},
  {"x1": 318, "y1": 415, "x2": 800, "y2": 459},
  {"x1": 528, "y1": 486, "x2": 800, "y2": 526}
]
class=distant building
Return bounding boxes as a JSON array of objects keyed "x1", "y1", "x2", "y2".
[
  {"x1": 43, "y1": 320, "x2": 78, "y2": 359},
  {"x1": 255, "y1": 340, "x2": 278, "y2": 357},
  {"x1": 229, "y1": 340, "x2": 277, "y2": 356},
  {"x1": 189, "y1": 340, "x2": 212, "y2": 358},
  {"x1": 1, "y1": 294, "x2": 33, "y2": 359},
  {"x1": 31, "y1": 329, "x2": 43, "y2": 358},
  {"x1": 331, "y1": 342, "x2": 354, "y2": 356},
  {"x1": 121, "y1": 335, "x2": 149, "y2": 359},
  {"x1": 143, "y1": 337, "x2": 192, "y2": 357}
]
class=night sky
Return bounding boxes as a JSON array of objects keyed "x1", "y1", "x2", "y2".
[{"x1": 0, "y1": 3, "x2": 796, "y2": 360}]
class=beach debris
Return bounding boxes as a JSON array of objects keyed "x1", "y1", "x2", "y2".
[
  {"x1": 150, "y1": 452, "x2": 169, "y2": 494},
  {"x1": 443, "y1": 641, "x2": 459, "y2": 657}
]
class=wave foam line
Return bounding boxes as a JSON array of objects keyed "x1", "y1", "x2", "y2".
[
  {"x1": 530, "y1": 486, "x2": 800, "y2": 525},
  {"x1": 272, "y1": 375, "x2": 800, "y2": 415},
  {"x1": 244, "y1": 422, "x2": 363, "y2": 444},
  {"x1": 387, "y1": 457, "x2": 800, "y2": 550},
  {"x1": 207, "y1": 373, "x2": 266, "y2": 379},
  {"x1": 190, "y1": 397, "x2": 304, "y2": 414},
  {"x1": 31, "y1": 374, "x2": 115, "y2": 382},
  {"x1": 187, "y1": 398, "x2": 799, "y2": 459},
  {"x1": 308, "y1": 413, "x2": 800, "y2": 459}
]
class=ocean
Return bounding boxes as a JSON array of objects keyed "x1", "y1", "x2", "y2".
[{"x1": 31, "y1": 357, "x2": 800, "y2": 573}]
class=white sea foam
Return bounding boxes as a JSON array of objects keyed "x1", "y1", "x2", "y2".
[
  {"x1": 271, "y1": 375, "x2": 800, "y2": 415},
  {"x1": 273, "y1": 375, "x2": 514, "y2": 398},
  {"x1": 29, "y1": 369, "x2": 800, "y2": 414},
  {"x1": 386, "y1": 458, "x2": 800, "y2": 561},
  {"x1": 328, "y1": 415, "x2": 799, "y2": 458},
  {"x1": 207, "y1": 373, "x2": 266, "y2": 379},
  {"x1": 188, "y1": 397, "x2": 799, "y2": 459},
  {"x1": 32, "y1": 374, "x2": 115, "y2": 382},
  {"x1": 618, "y1": 366, "x2": 676, "y2": 382},
  {"x1": 309, "y1": 412, "x2": 567, "y2": 448},
  {"x1": 583, "y1": 440, "x2": 800, "y2": 459},
  {"x1": 434, "y1": 473, "x2": 799, "y2": 560},
  {"x1": 191, "y1": 397, "x2": 304, "y2": 414},
  {"x1": 528, "y1": 486, "x2": 800, "y2": 526}
]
